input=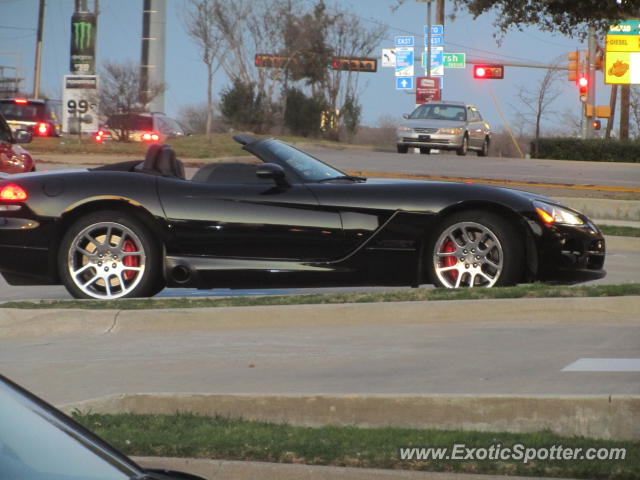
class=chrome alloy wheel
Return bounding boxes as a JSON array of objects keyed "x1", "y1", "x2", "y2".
[
  {"x1": 66, "y1": 222, "x2": 147, "y2": 299},
  {"x1": 433, "y1": 221, "x2": 503, "y2": 288}
]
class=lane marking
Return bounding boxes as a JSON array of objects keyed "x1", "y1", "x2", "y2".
[
  {"x1": 562, "y1": 358, "x2": 640, "y2": 372},
  {"x1": 345, "y1": 170, "x2": 640, "y2": 194}
]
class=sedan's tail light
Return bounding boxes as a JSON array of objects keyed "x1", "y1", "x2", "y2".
[{"x1": 0, "y1": 184, "x2": 28, "y2": 201}]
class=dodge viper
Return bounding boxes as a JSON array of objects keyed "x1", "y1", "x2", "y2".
[{"x1": 0, "y1": 134, "x2": 605, "y2": 299}]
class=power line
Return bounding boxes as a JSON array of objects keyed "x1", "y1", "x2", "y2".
[
  {"x1": 326, "y1": 6, "x2": 563, "y2": 66},
  {"x1": 0, "y1": 25, "x2": 36, "y2": 31}
]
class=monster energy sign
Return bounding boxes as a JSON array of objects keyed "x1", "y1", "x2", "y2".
[{"x1": 70, "y1": 12, "x2": 96, "y2": 74}]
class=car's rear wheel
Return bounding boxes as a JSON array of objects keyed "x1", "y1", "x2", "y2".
[
  {"x1": 456, "y1": 135, "x2": 468, "y2": 156},
  {"x1": 428, "y1": 211, "x2": 524, "y2": 288},
  {"x1": 420, "y1": 147, "x2": 431, "y2": 154},
  {"x1": 58, "y1": 210, "x2": 163, "y2": 299},
  {"x1": 397, "y1": 144, "x2": 408, "y2": 154},
  {"x1": 477, "y1": 137, "x2": 490, "y2": 157}
]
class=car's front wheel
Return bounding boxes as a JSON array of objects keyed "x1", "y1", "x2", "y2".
[
  {"x1": 420, "y1": 147, "x2": 431, "y2": 154},
  {"x1": 456, "y1": 135, "x2": 468, "y2": 156},
  {"x1": 428, "y1": 211, "x2": 524, "y2": 288},
  {"x1": 58, "y1": 210, "x2": 163, "y2": 299},
  {"x1": 397, "y1": 144, "x2": 408, "y2": 154},
  {"x1": 477, "y1": 137, "x2": 490, "y2": 157}
]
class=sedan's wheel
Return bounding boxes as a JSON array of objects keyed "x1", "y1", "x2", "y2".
[
  {"x1": 59, "y1": 211, "x2": 162, "y2": 299},
  {"x1": 477, "y1": 137, "x2": 489, "y2": 157},
  {"x1": 429, "y1": 211, "x2": 524, "y2": 288},
  {"x1": 397, "y1": 144, "x2": 409, "y2": 154},
  {"x1": 456, "y1": 135, "x2": 468, "y2": 156},
  {"x1": 419, "y1": 147, "x2": 431, "y2": 154}
]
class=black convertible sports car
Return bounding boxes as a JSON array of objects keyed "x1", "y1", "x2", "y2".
[{"x1": 0, "y1": 134, "x2": 605, "y2": 299}]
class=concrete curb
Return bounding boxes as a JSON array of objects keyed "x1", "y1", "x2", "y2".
[
  {"x1": 132, "y1": 456, "x2": 576, "y2": 480},
  {"x1": 61, "y1": 392, "x2": 640, "y2": 441},
  {"x1": 553, "y1": 197, "x2": 640, "y2": 221},
  {"x1": 2, "y1": 296, "x2": 639, "y2": 339}
]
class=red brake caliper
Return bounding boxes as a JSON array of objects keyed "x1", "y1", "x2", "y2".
[
  {"x1": 122, "y1": 240, "x2": 139, "y2": 281},
  {"x1": 442, "y1": 239, "x2": 458, "y2": 282}
]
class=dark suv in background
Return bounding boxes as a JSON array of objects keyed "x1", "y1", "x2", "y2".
[{"x1": 0, "y1": 98, "x2": 61, "y2": 137}]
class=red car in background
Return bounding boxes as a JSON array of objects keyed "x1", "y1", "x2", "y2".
[{"x1": 0, "y1": 112, "x2": 34, "y2": 174}]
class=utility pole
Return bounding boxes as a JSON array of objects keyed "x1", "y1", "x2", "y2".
[
  {"x1": 32, "y1": 0, "x2": 45, "y2": 98},
  {"x1": 620, "y1": 84, "x2": 630, "y2": 140},
  {"x1": 426, "y1": 0, "x2": 432, "y2": 78},
  {"x1": 436, "y1": 0, "x2": 444, "y2": 27},
  {"x1": 605, "y1": 85, "x2": 617, "y2": 139}
]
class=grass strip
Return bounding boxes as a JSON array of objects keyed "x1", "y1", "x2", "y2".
[
  {"x1": 28, "y1": 134, "x2": 370, "y2": 159},
  {"x1": 599, "y1": 225, "x2": 640, "y2": 238},
  {"x1": 2, "y1": 283, "x2": 639, "y2": 310},
  {"x1": 72, "y1": 412, "x2": 639, "y2": 480}
]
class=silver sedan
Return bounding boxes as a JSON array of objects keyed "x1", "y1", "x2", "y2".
[{"x1": 396, "y1": 102, "x2": 491, "y2": 156}]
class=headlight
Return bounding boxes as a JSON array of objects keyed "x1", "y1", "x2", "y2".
[
  {"x1": 437, "y1": 128, "x2": 462, "y2": 135},
  {"x1": 533, "y1": 201, "x2": 584, "y2": 225},
  {"x1": 396, "y1": 126, "x2": 412, "y2": 133}
]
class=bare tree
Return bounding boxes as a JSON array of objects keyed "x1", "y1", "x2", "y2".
[
  {"x1": 183, "y1": 0, "x2": 224, "y2": 139},
  {"x1": 99, "y1": 61, "x2": 164, "y2": 141},
  {"x1": 318, "y1": 7, "x2": 386, "y2": 139},
  {"x1": 512, "y1": 61, "x2": 563, "y2": 155}
]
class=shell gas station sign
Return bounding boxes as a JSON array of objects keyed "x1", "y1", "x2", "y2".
[{"x1": 605, "y1": 20, "x2": 640, "y2": 84}]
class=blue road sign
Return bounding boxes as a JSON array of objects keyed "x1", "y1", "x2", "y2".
[
  {"x1": 425, "y1": 35, "x2": 443, "y2": 47},
  {"x1": 395, "y1": 47, "x2": 414, "y2": 77},
  {"x1": 424, "y1": 25, "x2": 443, "y2": 36},
  {"x1": 396, "y1": 77, "x2": 414, "y2": 90},
  {"x1": 395, "y1": 36, "x2": 415, "y2": 47}
]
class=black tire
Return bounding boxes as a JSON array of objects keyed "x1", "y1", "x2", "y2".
[
  {"x1": 420, "y1": 147, "x2": 431, "y2": 154},
  {"x1": 426, "y1": 210, "x2": 524, "y2": 288},
  {"x1": 397, "y1": 144, "x2": 408, "y2": 154},
  {"x1": 456, "y1": 135, "x2": 468, "y2": 156},
  {"x1": 477, "y1": 137, "x2": 490, "y2": 157},
  {"x1": 58, "y1": 210, "x2": 164, "y2": 299}
]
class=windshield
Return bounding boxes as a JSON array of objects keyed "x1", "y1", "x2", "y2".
[
  {"x1": 0, "y1": 380, "x2": 135, "y2": 480},
  {"x1": 409, "y1": 104, "x2": 466, "y2": 121},
  {"x1": 262, "y1": 139, "x2": 346, "y2": 182},
  {"x1": 0, "y1": 101, "x2": 46, "y2": 122}
]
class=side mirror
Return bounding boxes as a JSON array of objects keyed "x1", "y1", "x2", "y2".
[
  {"x1": 256, "y1": 163, "x2": 289, "y2": 187},
  {"x1": 402, "y1": 113, "x2": 409, "y2": 120},
  {"x1": 14, "y1": 129, "x2": 33, "y2": 144}
]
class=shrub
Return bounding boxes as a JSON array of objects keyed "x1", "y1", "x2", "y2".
[{"x1": 532, "y1": 138, "x2": 640, "y2": 162}]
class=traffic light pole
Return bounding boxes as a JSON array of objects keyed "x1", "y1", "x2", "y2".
[{"x1": 584, "y1": 27, "x2": 597, "y2": 139}]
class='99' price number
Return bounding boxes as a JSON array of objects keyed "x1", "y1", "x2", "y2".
[{"x1": 67, "y1": 99, "x2": 93, "y2": 115}]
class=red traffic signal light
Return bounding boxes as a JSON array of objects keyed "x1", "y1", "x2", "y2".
[
  {"x1": 592, "y1": 119, "x2": 601, "y2": 131},
  {"x1": 472, "y1": 64, "x2": 504, "y2": 79},
  {"x1": 577, "y1": 76, "x2": 588, "y2": 102}
]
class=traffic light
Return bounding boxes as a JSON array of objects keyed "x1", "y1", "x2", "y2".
[
  {"x1": 330, "y1": 57, "x2": 377, "y2": 72},
  {"x1": 254, "y1": 54, "x2": 290, "y2": 68},
  {"x1": 472, "y1": 64, "x2": 504, "y2": 79},
  {"x1": 577, "y1": 75, "x2": 588, "y2": 102},
  {"x1": 567, "y1": 50, "x2": 580, "y2": 82},
  {"x1": 592, "y1": 119, "x2": 601, "y2": 131}
]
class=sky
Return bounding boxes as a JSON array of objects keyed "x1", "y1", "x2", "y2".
[{"x1": 0, "y1": 0, "x2": 610, "y2": 133}]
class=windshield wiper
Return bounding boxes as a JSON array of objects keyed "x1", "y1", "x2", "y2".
[{"x1": 318, "y1": 175, "x2": 367, "y2": 183}]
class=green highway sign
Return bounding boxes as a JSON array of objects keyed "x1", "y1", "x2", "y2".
[{"x1": 443, "y1": 53, "x2": 466, "y2": 68}]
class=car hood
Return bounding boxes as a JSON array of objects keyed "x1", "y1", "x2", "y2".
[{"x1": 399, "y1": 118, "x2": 464, "y2": 129}]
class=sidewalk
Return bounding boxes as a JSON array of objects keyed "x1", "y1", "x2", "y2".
[{"x1": 134, "y1": 456, "x2": 580, "y2": 480}]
